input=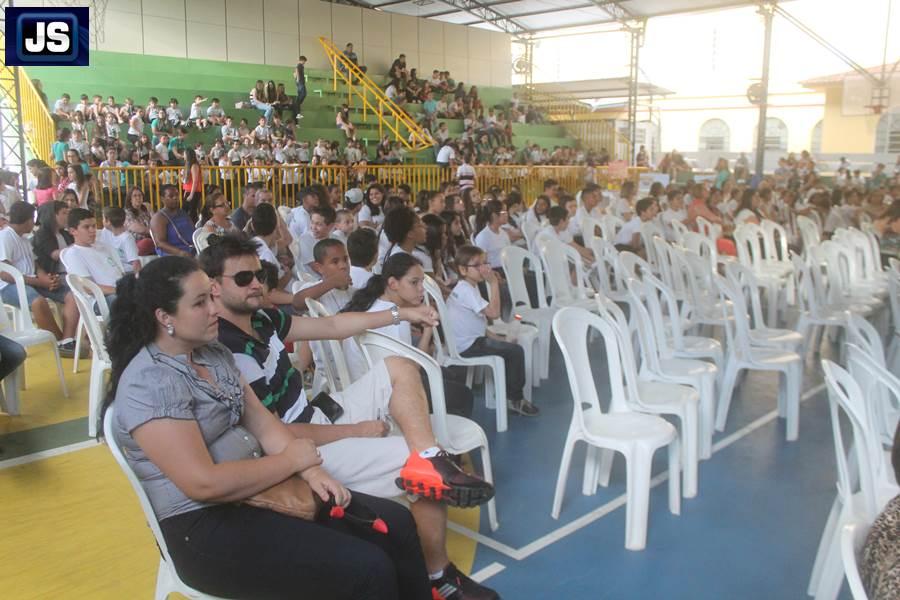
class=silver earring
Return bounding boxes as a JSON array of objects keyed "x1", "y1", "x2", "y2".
[{"x1": 166, "y1": 323, "x2": 175, "y2": 336}]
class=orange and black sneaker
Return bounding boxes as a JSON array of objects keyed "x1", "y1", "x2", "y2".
[
  {"x1": 396, "y1": 451, "x2": 495, "y2": 508},
  {"x1": 431, "y1": 562, "x2": 500, "y2": 600}
]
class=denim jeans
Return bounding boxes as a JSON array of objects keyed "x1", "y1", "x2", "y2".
[
  {"x1": 251, "y1": 99, "x2": 274, "y2": 123},
  {"x1": 295, "y1": 84, "x2": 307, "y2": 114}
]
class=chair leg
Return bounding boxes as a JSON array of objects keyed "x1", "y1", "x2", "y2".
[
  {"x1": 784, "y1": 362, "x2": 802, "y2": 441},
  {"x1": 491, "y1": 361, "x2": 507, "y2": 433},
  {"x1": 88, "y1": 363, "x2": 107, "y2": 438},
  {"x1": 715, "y1": 360, "x2": 740, "y2": 433},
  {"x1": 813, "y1": 524, "x2": 845, "y2": 600},
  {"x1": 476, "y1": 441, "x2": 499, "y2": 532},
  {"x1": 582, "y1": 446, "x2": 600, "y2": 495},
  {"x1": 699, "y1": 373, "x2": 716, "y2": 460},
  {"x1": 680, "y1": 406, "x2": 699, "y2": 499},
  {"x1": 624, "y1": 445, "x2": 653, "y2": 551},
  {"x1": 796, "y1": 316, "x2": 811, "y2": 358},
  {"x1": 154, "y1": 558, "x2": 174, "y2": 600},
  {"x1": 1, "y1": 369, "x2": 20, "y2": 414},
  {"x1": 551, "y1": 429, "x2": 578, "y2": 519},
  {"x1": 51, "y1": 341, "x2": 69, "y2": 398},
  {"x1": 808, "y1": 494, "x2": 841, "y2": 596},
  {"x1": 73, "y1": 318, "x2": 83, "y2": 374},
  {"x1": 667, "y1": 436, "x2": 682, "y2": 515}
]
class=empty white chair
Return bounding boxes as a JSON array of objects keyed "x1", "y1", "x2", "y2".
[
  {"x1": 535, "y1": 236, "x2": 597, "y2": 312},
  {"x1": 500, "y1": 246, "x2": 553, "y2": 381},
  {"x1": 713, "y1": 273, "x2": 803, "y2": 440},
  {"x1": 590, "y1": 238, "x2": 631, "y2": 305},
  {"x1": 104, "y1": 408, "x2": 229, "y2": 600},
  {"x1": 599, "y1": 214, "x2": 625, "y2": 243},
  {"x1": 305, "y1": 298, "x2": 353, "y2": 394},
  {"x1": 423, "y1": 276, "x2": 508, "y2": 432},
  {"x1": 798, "y1": 214, "x2": 821, "y2": 257},
  {"x1": 724, "y1": 262, "x2": 804, "y2": 352},
  {"x1": 358, "y1": 330, "x2": 499, "y2": 531},
  {"x1": 483, "y1": 281, "x2": 540, "y2": 404},
  {"x1": 0, "y1": 262, "x2": 68, "y2": 406},
  {"x1": 793, "y1": 256, "x2": 856, "y2": 359},
  {"x1": 67, "y1": 274, "x2": 112, "y2": 437},
  {"x1": 550, "y1": 307, "x2": 681, "y2": 550}
]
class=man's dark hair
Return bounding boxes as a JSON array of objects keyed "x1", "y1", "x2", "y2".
[
  {"x1": 260, "y1": 260, "x2": 280, "y2": 291},
  {"x1": 103, "y1": 206, "x2": 126, "y2": 228},
  {"x1": 311, "y1": 204, "x2": 336, "y2": 225},
  {"x1": 313, "y1": 238, "x2": 346, "y2": 264},
  {"x1": 159, "y1": 183, "x2": 178, "y2": 197},
  {"x1": 8, "y1": 201, "x2": 35, "y2": 225},
  {"x1": 636, "y1": 196, "x2": 655, "y2": 217},
  {"x1": 582, "y1": 183, "x2": 601, "y2": 196},
  {"x1": 198, "y1": 234, "x2": 261, "y2": 279},
  {"x1": 347, "y1": 228, "x2": 378, "y2": 267},
  {"x1": 251, "y1": 203, "x2": 278, "y2": 237},
  {"x1": 543, "y1": 178, "x2": 558, "y2": 190},
  {"x1": 548, "y1": 205, "x2": 568, "y2": 227},
  {"x1": 67, "y1": 208, "x2": 94, "y2": 230}
]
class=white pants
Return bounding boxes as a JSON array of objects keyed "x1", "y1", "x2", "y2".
[{"x1": 316, "y1": 360, "x2": 411, "y2": 498}]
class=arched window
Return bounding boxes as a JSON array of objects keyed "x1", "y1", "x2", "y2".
[
  {"x1": 875, "y1": 107, "x2": 900, "y2": 153},
  {"x1": 810, "y1": 120, "x2": 823, "y2": 154},
  {"x1": 698, "y1": 119, "x2": 730, "y2": 152},
  {"x1": 753, "y1": 117, "x2": 788, "y2": 151}
]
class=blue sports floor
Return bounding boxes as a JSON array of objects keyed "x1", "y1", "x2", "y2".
[{"x1": 460, "y1": 332, "x2": 850, "y2": 600}]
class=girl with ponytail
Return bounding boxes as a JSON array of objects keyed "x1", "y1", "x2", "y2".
[
  {"x1": 341, "y1": 254, "x2": 474, "y2": 418},
  {"x1": 379, "y1": 205, "x2": 432, "y2": 273},
  {"x1": 103, "y1": 255, "x2": 430, "y2": 598}
]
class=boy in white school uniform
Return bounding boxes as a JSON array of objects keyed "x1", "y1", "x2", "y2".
[
  {"x1": 97, "y1": 206, "x2": 141, "y2": 274},
  {"x1": 347, "y1": 227, "x2": 378, "y2": 290},
  {"x1": 64, "y1": 208, "x2": 125, "y2": 302},
  {"x1": 446, "y1": 245, "x2": 537, "y2": 417}
]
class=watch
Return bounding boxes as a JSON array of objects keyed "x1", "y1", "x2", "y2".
[{"x1": 390, "y1": 304, "x2": 401, "y2": 325}]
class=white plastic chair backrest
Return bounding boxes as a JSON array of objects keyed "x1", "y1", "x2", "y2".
[
  {"x1": 521, "y1": 219, "x2": 542, "y2": 253},
  {"x1": 276, "y1": 204, "x2": 292, "y2": 225},
  {"x1": 807, "y1": 210, "x2": 824, "y2": 234},
  {"x1": 840, "y1": 520, "x2": 872, "y2": 600},
  {"x1": 0, "y1": 262, "x2": 36, "y2": 331},
  {"x1": 846, "y1": 314, "x2": 886, "y2": 368},
  {"x1": 599, "y1": 214, "x2": 625, "y2": 242},
  {"x1": 535, "y1": 236, "x2": 590, "y2": 304},
  {"x1": 617, "y1": 251, "x2": 652, "y2": 285},
  {"x1": 641, "y1": 270, "x2": 690, "y2": 356},
  {"x1": 725, "y1": 262, "x2": 767, "y2": 329},
  {"x1": 625, "y1": 278, "x2": 666, "y2": 375},
  {"x1": 845, "y1": 228, "x2": 881, "y2": 285},
  {"x1": 552, "y1": 306, "x2": 631, "y2": 422},
  {"x1": 66, "y1": 274, "x2": 111, "y2": 363},
  {"x1": 193, "y1": 228, "x2": 213, "y2": 253},
  {"x1": 581, "y1": 215, "x2": 602, "y2": 249},
  {"x1": 682, "y1": 231, "x2": 718, "y2": 272},
  {"x1": 760, "y1": 220, "x2": 790, "y2": 263},
  {"x1": 590, "y1": 238, "x2": 628, "y2": 299},
  {"x1": 669, "y1": 219, "x2": 689, "y2": 245},
  {"x1": 821, "y1": 240, "x2": 857, "y2": 302},
  {"x1": 103, "y1": 406, "x2": 180, "y2": 579},
  {"x1": 888, "y1": 267, "x2": 900, "y2": 331},
  {"x1": 791, "y1": 255, "x2": 827, "y2": 316},
  {"x1": 500, "y1": 246, "x2": 549, "y2": 310},
  {"x1": 695, "y1": 216, "x2": 721, "y2": 241},
  {"x1": 305, "y1": 298, "x2": 352, "y2": 392},
  {"x1": 822, "y1": 359, "x2": 883, "y2": 520},
  {"x1": 711, "y1": 272, "x2": 754, "y2": 359},
  {"x1": 639, "y1": 221, "x2": 665, "y2": 271},
  {"x1": 846, "y1": 344, "x2": 900, "y2": 453},
  {"x1": 357, "y1": 330, "x2": 450, "y2": 444},
  {"x1": 422, "y1": 275, "x2": 459, "y2": 362},
  {"x1": 733, "y1": 223, "x2": 766, "y2": 270},
  {"x1": 797, "y1": 214, "x2": 821, "y2": 256}
]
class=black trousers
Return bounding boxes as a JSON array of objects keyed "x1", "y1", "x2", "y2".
[
  {"x1": 421, "y1": 367, "x2": 474, "y2": 419},
  {"x1": 460, "y1": 336, "x2": 526, "y2": 402},
  {"x1": 160, "y1": 495, "x2": 431, "y2": 600},
  {"x1": 0, "y1": 335, "x2": 26, "y2": 381}
]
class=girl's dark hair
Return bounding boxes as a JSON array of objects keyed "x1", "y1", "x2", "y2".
[
  {"x1": 475, "y1": 199, "x2": 504, "y2": 234},
  {"x1": 737, "y1": 188, "x2": 756, "y2": 215},
  {"x1": 416, "y1": 190, "x2": 435, "y2": 213},
  {"x1": 421, "y1": 213, "x2": 445, "y2": 259},
  {"x1": 440, "y1": 209, "x2": 463, "y2": 256},
  {"x1": 36, "y1": 167, "x2": 53, "y2": 189},
  {"x1": 34, "y1": 201, "x2": 72, "y2": 273},
  {"x1": 383, "y1": 205, "x2": 417, "y2": 244},
  {"x1": 342, "y1": 253, "x2": 422, "y2": 313},
  {"x1": 103, "y1": 256, "x2": 201, "y2": 423},
  {"x1": 364, "y1": 183, "x2": 385, "y2": 216},
  {"x1": 250, "y1": 202, "x2": 278, "y2": 237}
]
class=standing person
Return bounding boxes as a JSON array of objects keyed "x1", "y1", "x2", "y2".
[
  {"x1": 105, "y1": 256, "x2": 433, "y2": 600},
  {"x1": 182, "y1": 147, "x2": 203, "y2": 223},
  {"x1": 456, "y1": 153, "x2": 476, "y2": 192},
  {"x1": 150, "y1": 184, "x2": 196, "y2": 257},
  {"x1": 293, "y1": 55, "x2": 307, "y2": 122}
]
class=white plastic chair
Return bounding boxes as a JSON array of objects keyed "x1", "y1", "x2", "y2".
[
  {"x1": 193, "y1": 228, "x2": 213, "y2": 253},
  {"x1": 500, "y1": 246, "x2": 553, "y2": 381},
  {"x1": 550, "y1": 306, "x2": 681, "y2": 551},
  {"x1": 599, "y1": 214, "x2": 625, "y2": 243},
  {"x1": 724, "y1": 262, "x2": 804, "y2": 352},
  {"x1": 669, "y1": 219, "x2": 689, "y2": 245},
  {"x1": 67, "y1": 274, "x2": 112, "y2": 438},
  {"x1": 0, "y1": 262, "x2": 68, "y2": 406},
  {"x1": 59, "y1": 247, "x2": 114, "y2": 374},
  {"x1": 358, "y1": 330, "x2": 499, "y2": 531},
  {"x1": 103, "y1": 408, "x2": 229, "y2": 600},
  {"x1": 713, "y1": 272, "x2": 803, "y2": 440},
  {"x1": 305, "y1": 298, "x2": 353, "y2": 394},
  {"x1": 423, "y1": 276, "x2": 508, "y2": 432},
  {"x1": 590, "y1": 238, "x2": 631, "y2": 305},
  {"x1": 734, "y1": 223, "x2": 790, "y2": 327},
  {"x1": 276, "y1": 204, "x2": 293, "y2": 225},
  {"x1": 580, "y1": 215, "x2": 603, "y2": 250},
  {"x1": 534, "y1": 236, "x2": 597, "y2": 312},
  {"x1": 793, "y1": 256, "x2": 856, "y2": 359},
  {"x1": 840, "y1": 519, "x2": 871, "y2": 600}
]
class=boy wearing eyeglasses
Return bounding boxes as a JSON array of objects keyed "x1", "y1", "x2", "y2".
[{"x1": 447, "y1": 245, "x2": 538, "y2": 417}]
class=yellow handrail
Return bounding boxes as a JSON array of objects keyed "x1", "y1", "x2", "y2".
[
  {"x1": 89, "y1": 164, "x2": 645, "y2": 211},
  {"x1": 318, "y1": 37, "x2": 432, "y2": 153},
  {"x1": 0, "y1": 30, "x2": 55, "y2": 165}
]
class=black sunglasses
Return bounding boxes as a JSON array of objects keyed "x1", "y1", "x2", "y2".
[{"x1": 222, "y1": 269, "x2": 268, "y2": 287}]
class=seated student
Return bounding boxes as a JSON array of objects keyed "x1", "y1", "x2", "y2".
[
  {"x1": 63, "y1": 208, "x2": 126, "y2": 301},
  {"x1": 299, "y1": 205, "x2": 337, "y2": 277},
  {"x1": 32, "y1": 201, "x2": 72, "y2": 281},
  {"x1": 289, "y1": 187, "x2": 320, "y2": 241},
  {"x1": 358, "y1": 184, "x2": 386, "y2": 230},
  {"x1": 473, "y1": 200, "x2": 513, "y2": 272},
  {"x1": 150, "y1": 184, "x2": 196, "y2": 257},
  {"x1": 229, "y1": 184, "x2": 259, "y2": 232},
  {"x1": 573, "y1": 183, "x2": 604, "y2": 234},
  {"x1": 247, "y1": 204, "x2": 293, "y2": 303},
  {"x1": 523, "y1": 194, "x2": 550, "y2": 227},
  {"x1": 0, "y1": 202, "x2": 79, "y2": 356},
  {"x1": 660, "y1": 188, "x2": 688, "y2": 241},
  {"x1": 331, "y1": 208, "x2": 355, "y2": 245},
  {"x1": 198, "y1": 238, "x2": 496, "y2": 600},
  {"x1": 293, "y1": 238, "x2": 354, "y2": 316},
  {"x1": 382, "y1": 206, "x2": 433, "y2": 274},
  {"x1": 447, "y1": 245, "x2": 538, "y2": 417},
  {"x1": 347, "y1": 227, "x2": 378, "y2": 290},
  {"x1": 614, "y1": 196, "x2": 658, "y2": 255},
  {"x1": 98, "y1": 206, "x2": 141, "y2": 274},
  {"x1": 545, "y1": 205, "x2": 594, "y2": 264},
  {"x1": 343, "y1": 253, "x2": 476, "y2": 419},
  {"x1": 106, "y1": 256, "x2": 432, "y2": 599}
]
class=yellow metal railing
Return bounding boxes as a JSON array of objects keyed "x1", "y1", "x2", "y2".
[
  {"x1": 90, "y1": 164, "x2": 644, "y2": 211},
  {"x1": 0, "y1": 30, "x2": 55, "y2": 165},
  {"x1": 318, "y1": 37, "x2": 432, "y2": 153}
]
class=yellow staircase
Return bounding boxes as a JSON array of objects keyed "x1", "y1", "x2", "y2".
[
  {"x1": 525, "y1": 89, "x2": 629, "y2": 160},
  {"x1": 318, "y1": 36, "x2": 432, "y2": 153},
  {"x1": 0, "y1": 27, "x2": 55, "y2": 165}
]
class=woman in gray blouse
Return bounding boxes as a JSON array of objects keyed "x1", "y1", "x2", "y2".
[{"x1": 104, "y1": 256, "x2": 431, "y2": 599}]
